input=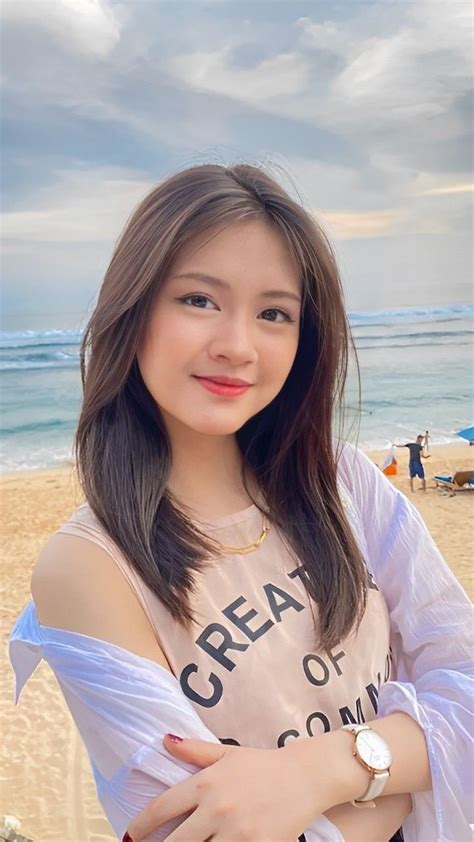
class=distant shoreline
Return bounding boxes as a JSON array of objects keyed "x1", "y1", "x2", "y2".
[{"x1": 0, "y1": 441, "x2": 470, "y2": 482}]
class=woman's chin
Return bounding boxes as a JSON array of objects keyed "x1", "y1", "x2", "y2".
[
  {"x1": 193, "y1": 422, "x2": 245, "y2": 437},
  {"x1": 183, "y1": 414, "x2": 251, "y2": 437}
]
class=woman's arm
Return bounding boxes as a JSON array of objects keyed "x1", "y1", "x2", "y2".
[
  {"x1": 122, "y1": 731, "x2": 412, "y2": 841},
  {"x1": 287, "y1": 710, "x2": 430, "y2": 805},
  {"x1": 337, "y1": 444, "x2": 473, "y2": 840},
  {"x1": 326, "y1": 794, "x2": 412, "y2": 842}
]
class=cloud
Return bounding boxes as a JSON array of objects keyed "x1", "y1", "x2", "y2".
[
  {"x1": 416, "y1": 183, "x2": 474, "y2": 197},
  {"x1": 1, "y1": 165, "x2": 155, "y2": 312},
  {"x1": 1, "y1": 0, "x2": 121, "y2": 59},
  {"x1": 298, "y1": 1, "x2": 472, "y2": 137},
  {"x1": 4, "y1": 160, "x2": 397, "y2": 250},
  {"x1": 157, "y1": 1, "x2": 472, "y2": 140},
  {"x1": 275, "y1": 152, "x2": 472, "y2": 240},
  {"x1": 2, "y1": 0, "x2": 470, "y2": 174},
  {"x1": 320, "y1": 209, "x2": 404, "y2": 240},
  {"x1": 294, "y1": 17, "x2": 351, "y2": 57},
  {"x1": 1, "y1": 166, "x2": 153, "y2": 243},
  {"x1": 1, "y1": 0, "x2": 472, "y2": 312},
  {"x1": 167, "y1": 47, "x2": 309, "y2": 102}
]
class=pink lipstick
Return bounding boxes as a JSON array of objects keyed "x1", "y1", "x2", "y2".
[{"x1": 194, "y1": 376, "x2": 251, "y2": 397}]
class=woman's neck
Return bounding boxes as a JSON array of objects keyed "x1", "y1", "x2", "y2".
[{"x1": 166, "y1": 428, "x2": 257, "y2": 520}]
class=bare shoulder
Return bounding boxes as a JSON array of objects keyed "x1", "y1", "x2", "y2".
[{"x1": 31, "y1": 531, "x2": 172, "y2": 672}]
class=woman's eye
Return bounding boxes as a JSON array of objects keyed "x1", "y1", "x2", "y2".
[
  {"x1": 177, "y1": 297, "x2": 294, "y2": 322},
  {"x1": 260, "y1": 308, "x2": 294, "y2": 323},
  {"x1": 179, "y1": 294, "x2": 216, "y2": 309}
]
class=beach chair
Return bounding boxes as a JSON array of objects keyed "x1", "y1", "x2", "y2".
[{"x1": 434, "y1": 470, "x2": 474, "y2": 495}]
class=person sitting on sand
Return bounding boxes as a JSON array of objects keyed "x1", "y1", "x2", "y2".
[
  {"x1": 395, "y1": 436, "x2": 427, "y2": 492},
  {"x1": 9, "y1": 164, "x2": 472, "y2": 842}
]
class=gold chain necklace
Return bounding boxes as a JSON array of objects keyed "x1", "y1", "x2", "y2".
[{"x1": 211, "y1": 514, "x2": 270, "y2": 555}]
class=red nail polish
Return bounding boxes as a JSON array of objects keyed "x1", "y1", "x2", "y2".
[
  {"x1": 122, "y1": 834, "x2": 134, "y2": 842},
  {"x1": 166, "y1": 733, "x2": 184, "y2": 743}
]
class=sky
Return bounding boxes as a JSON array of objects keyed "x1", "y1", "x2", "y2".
[{"x1": 1, "y1": 0, "x2": 472, "y2": 326}]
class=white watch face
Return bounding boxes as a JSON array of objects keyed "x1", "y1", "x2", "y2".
[{"x1": 356, "y1": 729, "x2": 392, "y2": 771}]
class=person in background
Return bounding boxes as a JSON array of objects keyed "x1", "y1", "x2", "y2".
[
  {"x1": 394, "y1": 436, "x2": 427, "y2": 492},
  {"x1": 422, "y1": 431, "x2": 431, "y2": 458}
]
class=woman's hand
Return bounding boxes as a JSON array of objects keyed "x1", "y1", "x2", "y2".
[{"x1": 123, "y1": 733, "x2": 326, "y2": 841}]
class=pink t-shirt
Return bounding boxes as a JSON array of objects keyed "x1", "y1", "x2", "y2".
[{"x1": 57, "y1": 494, "x2": 393, "y2": 751}]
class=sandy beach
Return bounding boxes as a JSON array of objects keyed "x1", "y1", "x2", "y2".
[{"x1": 1, "y1": 444, "x2": 472, "y2": 842}]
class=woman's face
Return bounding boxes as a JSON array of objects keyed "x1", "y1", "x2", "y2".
[{"x1": 136, "y1": 219, "x2": 302, "y2": 439}]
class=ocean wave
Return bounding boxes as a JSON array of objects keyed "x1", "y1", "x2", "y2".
[
  {"x1": 358, "y1": 436, "x2": 467, "y2": 452},
  {"x1": 0, "y1": 359, "x2": 79, "y2": 371},
  {"x1": 1, "y1": 418, "x2": 73, "y2": 435},
  {"x1": 356, "y1": 340, "x2": 472, "y2": 351},
  {"x1": 0, "y1": 448, "x2": 75, "y2": 474},
  {"x1": 5, "y1": 350, "x2": 77, "y2": 363},
  {"x1": 348, "y1": 303, "x2": 473, "y2": 326},
  {"x1": 349, "y1": 395, "x2": 472, "y2": 409},
  {"x1": 0, "y1": 329, "x2": 83, "y2": 350},
  {"x1": 353, "y1": 330, "x2": 473, "y2": 341}
]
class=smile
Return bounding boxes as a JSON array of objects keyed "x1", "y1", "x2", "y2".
[{"x1": 193, "y1": 376, "x2": 251, "y2": 397}]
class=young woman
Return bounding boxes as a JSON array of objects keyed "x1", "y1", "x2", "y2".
[{"x1": 10, "y1": 164, "x2": 472, "y2": 842}]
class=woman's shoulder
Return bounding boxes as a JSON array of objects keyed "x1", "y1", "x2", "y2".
[
  {"x1": 30, "y1": 508, "x2": 172, "y2": 670},
  {"x1": 31, "y1": 522, "x2": 129, "y2": 632},
  {"x1": 31, "y1": 500, "x2": 119, "y2": 596}
]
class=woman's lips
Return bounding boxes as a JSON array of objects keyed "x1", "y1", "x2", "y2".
[{"x1": 193, "y1": 376, "x2": 251, "y2": 397}]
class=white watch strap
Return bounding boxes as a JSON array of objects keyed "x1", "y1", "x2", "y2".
[
  {"x1": 342, "y1": 723, "x2": 369, "y2": 735},
  {"x1": 355, "y1": 769, "x2": 390, "y2": 802}
]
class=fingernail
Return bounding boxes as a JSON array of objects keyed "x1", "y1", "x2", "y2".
[
  {"x1": 166, "y1": 733, "x2": 184, "y2": 743},
  {"x1": 122, "y1": 834, "x2": 134, "y2": 842}
]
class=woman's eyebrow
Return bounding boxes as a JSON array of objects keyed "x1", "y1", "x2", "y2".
[{"x1": 170, "y1": 271, "x2": 301, "y2": 303}]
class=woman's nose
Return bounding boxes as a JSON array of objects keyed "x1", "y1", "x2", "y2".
[{"x1": 208, "y1": 317, "x2": 258, "y2": 365}]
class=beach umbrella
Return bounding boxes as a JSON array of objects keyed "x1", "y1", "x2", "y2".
[{"x1": 456, "y1": 426, "x2": 474, "y2": 443}]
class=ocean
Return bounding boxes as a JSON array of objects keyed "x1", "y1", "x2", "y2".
[{"x1": 1, "y1": 304, "x2": 473, "y2": 473}]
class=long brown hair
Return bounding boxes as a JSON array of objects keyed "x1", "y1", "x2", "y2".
[{"x1": 74, "y1": 162, "x2": 366, "y2": 650}]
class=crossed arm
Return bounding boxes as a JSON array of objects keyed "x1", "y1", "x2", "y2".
[{"x1": 30, "y1": 533, "x2": 416, "y2": 841}]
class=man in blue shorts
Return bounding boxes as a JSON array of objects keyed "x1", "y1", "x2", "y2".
[{"x1": 395, "y1": 435, "x2": 427, "y2": 492}]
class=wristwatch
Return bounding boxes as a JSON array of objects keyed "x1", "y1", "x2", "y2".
[{"x1": 341, "y1": 724, "x2": 392, "y2": 807}]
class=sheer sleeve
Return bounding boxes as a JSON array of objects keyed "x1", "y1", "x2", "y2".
[
  {"x1": 9, "y1": 602, "x2": 342, "y2": 842},
  {"x1": 339, "y1": 444, "x2": 473, "y2": 842}
]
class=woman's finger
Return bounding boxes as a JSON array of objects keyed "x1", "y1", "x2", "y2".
[
  {"x1": 125, "y1": 777, "x2": 200, "y2": 841},
  {"x1": 163, "y1": 734, "x2": 230, "y2": 768},
  {"x1": 162, "y1": 807, "x2": 215, "y2": 841}
]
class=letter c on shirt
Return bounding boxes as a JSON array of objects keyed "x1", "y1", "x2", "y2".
[{"x1": 180, "y1": 663, "x2": 223, "y2": 708}]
